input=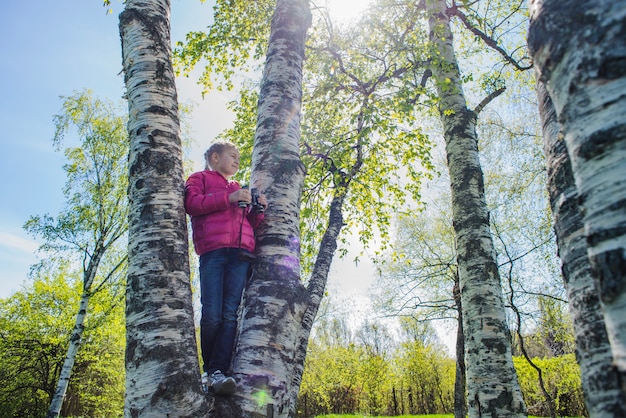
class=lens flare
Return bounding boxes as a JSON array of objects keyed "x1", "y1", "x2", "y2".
[
  {"x1": 328, "y1": 0, "x2": 373, "y2": 23},
  {"x1": 253, "y1": 388, "x2": 269, "y2": 407}
]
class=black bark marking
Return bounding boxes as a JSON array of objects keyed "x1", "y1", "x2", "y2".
[
  {"x1": 599, "y1": 56, "x2": 626, "y2": 80},
  {"x1": 481, "y1": 338, "x2": 507, "y2": 355},
  {"x1": 578, "y1": 123, "x2": 626, "y2": 161},
  {"x1": 587, "y1": 222, "x2": 626, "y2": 248},
  {"x1": 593, "y1": 248, "x2": 626, "y2": 304}
]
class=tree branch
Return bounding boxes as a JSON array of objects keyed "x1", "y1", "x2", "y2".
[
  {"x1": 474, "y1": 86, "x2": 506, "y2": 115},
  {"x1": 449, "y1": 6, "x2": 532, "y2": 72}
]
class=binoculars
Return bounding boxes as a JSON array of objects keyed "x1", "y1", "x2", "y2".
[{"x1": 238, "y1": 186, "x2": 265, "y2": 213}]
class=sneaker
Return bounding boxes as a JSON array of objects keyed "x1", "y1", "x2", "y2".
[
  {"x1": 208, "y1": 370, "x2": 236, "y2": 395},
  {"x1": 201, "y1": 372, "x2": 209, "y2": 393}
]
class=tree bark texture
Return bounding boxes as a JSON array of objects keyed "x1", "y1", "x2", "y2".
[
  {"x1": 529, "y1": 0, "x2": 626, "y2": 398},
  {"x1": 47, "y1": 226, "x2": 113, "y2": 417},
  {"x1": 226, "y1": 1, "x2": 312, "y2": 417},
  {"x1": 46, "y1": 290, "x2": 91, "y2": 418},
  {"x1": 428, "y1": 1, "x2": 526, "y2": 416},
  {"x1": 453, "y1": 280, "x2": 467, "y2": 418},
  {"x1": 536, "y1": 78, "x2": 626, "y2": 416},
  {"x1": 119, "y1": 1, "x2": 208, "y2": 416}
]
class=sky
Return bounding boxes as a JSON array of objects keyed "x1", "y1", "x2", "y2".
[{"x1": 0, "y1": 0, "x2": 378, "y2": 305}]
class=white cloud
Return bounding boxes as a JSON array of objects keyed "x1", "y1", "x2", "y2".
[
  {"x1": 0, "y1": 231, "x2": 39, "y2": 254},
  {"x1": 0, "y1": 231, "x2": 38, "y2": 298}
]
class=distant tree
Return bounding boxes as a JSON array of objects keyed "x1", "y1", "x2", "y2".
[
  {"x1": 22, "y1": 90, "x2": 128, "y2": 418},
  {"x1": 529, "y1": 0, "x2": 626, "y2": 404},
  {"x1": 0, "y1": 268, "x2": 77, "y2": 418},
  {"x1": 426, "y1": 0, "x2": 527, "y2": 415},
  {"x1": 299, "y1": 315, "x2": 455, "y2": 417},
  {"x1": 513, "y1": 354, "x2": 586, "y2": 417},
  {"x1": 395, "y1": 328, "x2": 455, "y2": 415},
  {"x1": 0, "y1": 266, "x2": 125, "y2": 418},
  {"x1": 536, "y1": 296, "x2": 575, "y2": 357},
  {"x1": 297, "y1": 318, "x2": 363, "y2": 416},
  {"x1": 355, "y1": 321, "x2": 395, "y2": 415}
]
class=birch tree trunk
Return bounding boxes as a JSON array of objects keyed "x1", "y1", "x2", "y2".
[
  {"x1": 529, "y1": 0, "x2": 626, "y2": 399},
  {"x1": 452, "y1": 280, "x2": 467, "y2": 418},
  {"x1": 427, "y1": 1, "x2": 526, "y2": 416},
  {"x1": 119, "y1": 1, "x2": 208, "y2": 415},
  {"x1": 46, "y1": 289, "x2": 91, "y2": 418},
  {"x1": 47, "y1": 247, "x2": 126, "y2": 417},
  {"x1": 42, "y1": 92, "x2": 130, "y2": 418},
  {"x1": 536, "y1": 79, "x2": 626, "y2": 416},
  {"x1": 210, "y1": 1, "x2": 312, "y2": 417}
]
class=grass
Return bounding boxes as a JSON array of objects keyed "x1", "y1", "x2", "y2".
[
  {"x1": 315, "y1": 415, "x2": 582, "y2": 418},
  {"x1": 315, "y1": 415, "x2": 453, "y2": 418}
]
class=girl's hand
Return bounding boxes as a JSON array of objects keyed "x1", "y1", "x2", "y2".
[
  {"x1": 229, "y1": 188, "x2": 251, "y2": 204},
  {"x1": 257, "y1": 194, "x2": 268, "y2": 210}
]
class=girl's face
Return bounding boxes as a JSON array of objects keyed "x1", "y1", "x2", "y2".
[{"x1": 212, "y1": 148, "x2": 240, "y2": 178}]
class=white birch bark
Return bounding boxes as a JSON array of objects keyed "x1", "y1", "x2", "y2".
[
  {"x1": 47, "y1": 219, "x2": 124, "y2": 416},
  {"x1": 46, "y1": 289, "x2": 91, "y2": 418},
  {"x1": 452, "y1": 280, "x2": 467, "y2": 418},
  {"x1": 428, "y1": 1, "x2": 526, "y2": 416},
  {"x1": 119, "y1": 1, "x2": 208, "y2": 415},
  {"x1": 529, "y1": 0, "x2": 626, "y2": 398},
  {"x1": 536, "y1": 78, "x2": 626, "y2": 416},
  {"x1": 219, "y1": 1, "x2": 312, "y2": 417}
]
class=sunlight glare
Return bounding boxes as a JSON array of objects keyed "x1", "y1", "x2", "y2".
[{"x1": 327, "y1": 0, "x2": 373, "y2": 23}]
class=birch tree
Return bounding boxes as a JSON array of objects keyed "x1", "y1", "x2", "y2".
[
  {"x1": 119, "y1": 0, "x2": 208, "y2": 415},
  {"x1": 536, "y1": 79, "x2": 626, "y2": 415},
  {"x1": 0, "y1": 266, "x2": 125, "y2": 417},
  {"x1": 217, "y1": 1, "x2": 312, "y2": 416},
  {"x1": 426, "y1": 0, "x2": 526, "y2": 415},
  {"x1": 23, "y1": 91, "x2": 128, "y2": 418},
  {"x1": 528, "y1": 0, "x2": 626, "y2": 401}
]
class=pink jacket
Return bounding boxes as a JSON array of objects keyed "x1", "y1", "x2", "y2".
[{"x1": 184, "y1": 170, "x2": 263, "y2": 256}]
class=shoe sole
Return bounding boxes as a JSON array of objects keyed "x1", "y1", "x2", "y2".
[{"x1": 212, "y1": 377, "x2": 236, "y2": 395}]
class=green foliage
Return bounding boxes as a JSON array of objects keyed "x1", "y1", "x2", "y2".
[
  {"x1": 297, "y1": 319, "x2": 455, "y2": 417},
  {"x1": 16, "y1": 90, "x2": 129, "y2": 416},
  {"x1": 372, "y1": 204, "x2": 457, "y2": 322},
  {"x1": 513, "y1": 354, "x2": 586, "y2": 417},
  {"x1": 64, "y1": 277, "x2": 125, "y2": 417},
  {"x1": 393, "y1": 340, "x2": 455, "y2": 415},
  {"x1": 0, "y1": 268, "x2": 76, "y2": 417},
  {"x1": 298, "y1": 4, "x2": 442, "y2": 271},
  {"x1": 173, "y1": 0, "x2": 274, "y2": 93},
  {"x1": 298, "y1": 316, "x2": 583, "y2": 417},
  {"x1": 24, "y1": 90, "x2": 129, "y2": 274},
  {"x1": 299, "y1": 340, "x2": 368, "y2": 416},
  {"x1": 0, "y1": 267, "x2": 124, "y2": 417},
  {"x1": 536, "y1": 296, "x2": 575, "y2": 356}
]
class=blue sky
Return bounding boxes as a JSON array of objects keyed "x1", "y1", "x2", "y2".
[{"x1": 0, "y1": 0, "x2": 237, "y2": 297}]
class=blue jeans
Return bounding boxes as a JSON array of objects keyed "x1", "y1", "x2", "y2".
[{"x1": 199, "y1": 248, "x2": 250, "y2": 374}]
